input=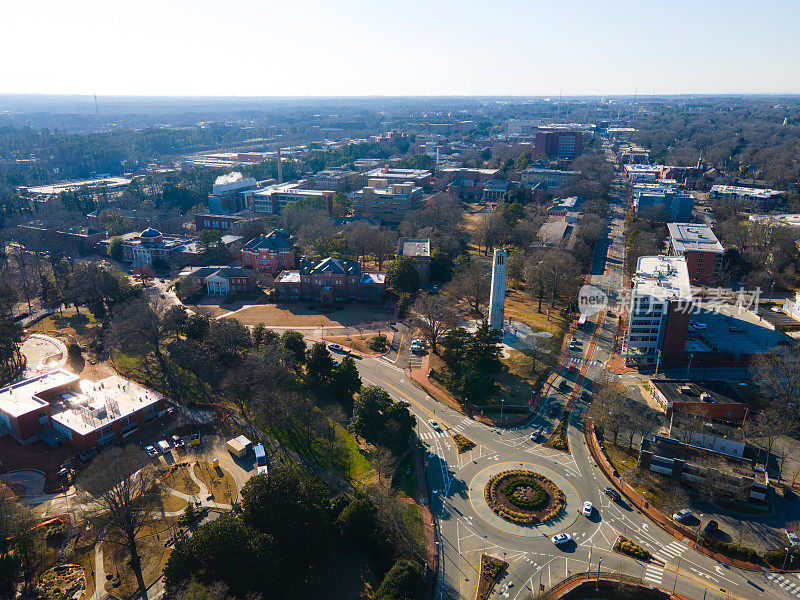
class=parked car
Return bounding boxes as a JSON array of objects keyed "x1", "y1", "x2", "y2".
[
  {"x1": 568, "y1": 363, "x2": 577, "y2": 373},
  {"x1": 327, "y1": 343, "x2": 344, "y2": 353},
  {"x1": 172, "y1": 435, "x2": 185, "y2": 450},
  {"x1": 673, "y1": 509, "x2": 692, "y2": 522},
  {"x1": 530, "y1": 429, "x2": 541, "y2": 442},
  {"x1": 551, "y1": 533, "x2": 572, "y2": 545},
  {"x1": 145, "y1": 445, "x2": 158, "y2": 458},
  {"x1": 157, "y1": 440, "x2": 171, "y2": 454},
  {"x1": 428, "y1": 419, "x2": 441, "y2": 432},
  {"x1": 603, "y1": 487, "x2": 621, "y2": 501},
  {"x1": 787, "y1": 531, "x2": 800, "y2": 547},
  {"x1": 582, "y1": 501, "x2": 593, "y2": 517}
]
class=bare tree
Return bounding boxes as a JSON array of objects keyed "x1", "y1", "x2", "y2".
[
  {"x1": 412, "y1": 293, "x2": 456, "y2": 354},
  {"x1": 449, "y1": 261, "x2": 490, "y2": 316},
  {"x1": 370, "y1": 229, "x2": 399, "y2": 271},
  {"x1": 80, "y1": 447, "x2": 163, "y2": 597}
]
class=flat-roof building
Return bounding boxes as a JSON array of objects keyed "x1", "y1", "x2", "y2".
[
  {"x1": 710, "y1": 185, "x2": 784, "y2": 205},
  {"x1": 251, "y1": 182, "x2": 334, "y2": 215},
  {"x1": 644, "y1": 379, "x2": 748, "y2": 423},
  {"x1": 624, "y1": 255, "x2": 692, "y2": 368},
  {"x1": 667, "y1": 223, "x2": 724, "y2": 284},
  {"x1": 360, "y1": 167, "x2": 431, "y2": 187},
  {"x1": 0, "y1": 369, "x2": 166, "y2": 452},
  {"x1": 207, "y1": 172, "x2": 259, "y2": 214},
  {"x1": 20, "y1": 176, "x2": 132, "y2": 196},
  {"x1": 534, "y1": 130, "x2": 584, "y2": 159},
  {"x1": 397, "y1": 238, "x2": 431, "y2": 283},
  {"x1": 350, "y1": 180, "x2": 424, "y2": 223},
  {"x1": 520, "y1": 168, "x2": 580, "y2": 191}
]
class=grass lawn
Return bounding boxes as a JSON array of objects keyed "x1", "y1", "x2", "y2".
[
  {"x1": 395, "y1": 454, "x2": 418, "y2": 498},
  {"x1": 70, "y1": 548, "x2": 95, "y2": 600},
  {"x1": 102, "y1": 521, "x2": 174, "y2": 600},
  {"x1": 603, "y1": 442, "x2": 671, "y2": 509},
  {"x1": 325, "y1": 334, "x2": 387, "y2": 355},
  {"x1": 271, "y1": 418, "x2": 373, "y2": 482},
  {"x1": 294, "y1": 550, "x2": 377, "y2": 600},
  {"x1": 504, "y1": 288, "x2": 570, "y2": 337},
  {"x1": 160, "y1": 464, "x2": 200, "y2": 496},
  {"x1": 223, "y1": 303, "x2": 392, "y2": 329},
  {"x1": 28, "y1": 310, "x2": 100, "y2": 344},
  {"x1": 401, "y1": 502, "x2": 426, "y2": 556},
  {"x1": 193, "y1": 462, "x2": 238, "y2": 504}
]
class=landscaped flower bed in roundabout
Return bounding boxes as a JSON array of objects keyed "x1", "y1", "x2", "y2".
[{"x1": 483, "y1": 469, "x2": 566, "y2": 525}]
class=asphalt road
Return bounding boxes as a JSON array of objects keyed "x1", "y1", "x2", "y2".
[{"x1": 340, "y1": 162, "x2": 800, "y2": 600}]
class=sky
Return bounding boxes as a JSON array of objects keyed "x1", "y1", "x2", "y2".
[{"x1": 2, "y1": 0, "x2": 799, "y2": 97}]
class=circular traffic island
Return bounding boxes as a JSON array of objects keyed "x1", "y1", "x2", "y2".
[{"x1": 484, "y1": 469, "x2": 566, "y2": 525}]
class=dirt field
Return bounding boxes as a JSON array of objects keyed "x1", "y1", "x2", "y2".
[
  {"x1": 103, "y1": 521, "x2": 174, "y2": 599},
  {"x1": 194, "y1": 461, "x2": 238, "y2": 504},
  {"x1": 221, "y1": 303, "x2": 393, "y2": 329}
]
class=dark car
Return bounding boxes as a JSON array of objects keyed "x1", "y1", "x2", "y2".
[{"x1": 603, "y1": 486, "x2": 621, "y2": 501}]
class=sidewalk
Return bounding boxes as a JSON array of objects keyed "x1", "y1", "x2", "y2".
[{"x1": 582, "y1": 414, "x2": 764, "y2": 572}]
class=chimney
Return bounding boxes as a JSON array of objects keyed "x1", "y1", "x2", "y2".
[
  {"x1": 436, "y1": 147, "x2": 440, "y2": 166},
  {"x1": 277, "y1": 147, "x2": 284, "y2": 184}
]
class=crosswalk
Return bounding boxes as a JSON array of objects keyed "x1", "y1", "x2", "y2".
[
  {"x1": 643, "y1": 563, "x2": 664, "y2": 585},
  {"x1": 642, "y1": 541, "x2": 688, "y2": 585},
  {"x1": 567, "y1": 356, "x2": 601, "y2": 366},
  {"x1": 419, "y1": 419, "x2": 471, "y2": 440},
  {"x1": 652, "y1": 540, "x2": 687, "y2": 564},
  {"x1": 768, "y1": 573, "x2": 800, "y2": 597}
]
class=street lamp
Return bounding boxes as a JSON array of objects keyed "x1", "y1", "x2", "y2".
[
  {"x1": 672, "y1": 555, "x2": 682, "y2": 595},
  {"x1": 500, "y1": 397, "x2": 505, "y2": 421},
  {"x1": 595, "y1": 558, "x2": 602, "y2": 592},
  {"x1": 783, "y1": 547, "x2": 791, "y2": 571}
]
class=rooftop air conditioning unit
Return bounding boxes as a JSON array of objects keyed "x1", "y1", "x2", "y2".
[{"x1": 680, "y1": 385, "x2": 692, "y2": 394}]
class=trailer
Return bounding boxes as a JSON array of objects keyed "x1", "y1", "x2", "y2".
[
  {"x1": 254, "y1": 443, "x2": 267, "y2": 466},
  {"x1": 226, "y1": 435, "x2": 252, "y2": 458}
]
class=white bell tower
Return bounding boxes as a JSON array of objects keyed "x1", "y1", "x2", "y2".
[{"x1": 488, "y1": 248, "x2": 507, "y2": 329}]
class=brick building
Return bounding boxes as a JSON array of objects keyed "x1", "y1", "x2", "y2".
[
  {"x1": 624, "y1": 256, "x2": 692, "y2": 368},
  {"x1": 241, "y1": 229, "x2": 295, "y2": 274},
  {"x1": 273, "y1": 257, "x2": 385, "y2": 304},
  {"x1": 534, "y1": 130, "x2": 584, "y2": 159},
  {"x1": 667, "y1": 223, "x2": 724, "y2": 284},
  {"x1": 397, "y1": 238, "x2": 431, "y2": 283},
  {"x1": 179, "y1": 265, "x2": 255, "y2": 296},
  {"x1": 0, "y1": 369, "x2": 166, "y2": 452}
]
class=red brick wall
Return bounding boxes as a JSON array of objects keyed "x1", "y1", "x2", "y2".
[
  {"x1": 662, "y1": 301, "x2": 690, "y2": 365},
  {"x1": 683, "y1": 250, "x2": 718, "y2": 284}
]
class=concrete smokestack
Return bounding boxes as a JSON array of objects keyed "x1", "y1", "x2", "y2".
[{"x1": 276, "y1": 147, "x2": 284, "y2": 184}]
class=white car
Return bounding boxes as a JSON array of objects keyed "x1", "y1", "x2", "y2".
[
  {"x1": 582, "y1": 501, "x2": 593, "y2": 517},
  {"x1": 157, "y1": 440, "x2": 171, "y2": 454},
  {"x1": 144, "y1": 445, "x2": 158, "y2": 458},
  {"x1": 673, "y1": 509, "x2": 692, "y2": 522},
  {"x1": 428, "y1": 419, "x2": 441, "y2": 432},
  {"x1": 788, "y1": 531, "x2": 800, "y2": 547},
  {"x1": 552, "y1": 533, "x2": 572, "y2": 545},
  {"x1": 327, "y1": 343, "x2": 344, "y2": 353}
]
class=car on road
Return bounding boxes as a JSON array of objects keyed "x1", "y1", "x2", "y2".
[
  {"x1": 145, "y1": 445, "x2": 158, "y2": 457},
  {"x1": 410, "y1": 340, "x2": 425, "y2": 354},
  {"x1": 582, "y1": 501, "x2": 593, "y2": 517},
  {"x1": 672, "y1": 509, "x2": 692, "y2": 522},
  {"x1": 530, "y1": 428, "x2": 541, "y2": 442},
  {"x1": 568, "y1": 363, "x2": 577, "y2": 373},
  {"x1": 327, "y1": 343, "x2": 344, "y2": 353},
  {"x1": 157, "y1": 440, "x2": 171, "y2": 454},
  {"x1": 603, "y1": 487, "x2": 621, "y2": 501},
  {"x1": 551, "y1": 533, "x2": 572, "y2": 546},
  {"x1": 428, "y1": 419, "x2": 441, "y2": 432}
]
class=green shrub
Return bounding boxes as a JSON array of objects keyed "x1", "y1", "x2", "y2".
[
  {"x1": 614, "y1": 536, "x2": 652, "y2": 561},
  {"x1": 704, "y1": 538, "x2": 760, "y2": 562},
  {"x1": 452, "y1": 434, "x2": 476, "y2": 453},
  {"x1": 369, "y1": 334, "x2": 388, "y2": 351},
  {"x1": 502, "y1": 478, "x2": 548, "y2": 510}
]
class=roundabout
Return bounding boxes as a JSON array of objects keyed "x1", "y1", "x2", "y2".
[{"x1": 468, "y1": 462, "x2": 582, "y2": 538}]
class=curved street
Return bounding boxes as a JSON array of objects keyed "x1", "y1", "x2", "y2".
[{"x1": 343, "y1": 169, "x2": 800, "y2": 600}]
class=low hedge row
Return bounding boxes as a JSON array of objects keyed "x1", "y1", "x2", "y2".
[
  {"x1": 545, "y1": 410, "x2": 570, "y2": 452},
  {"x1": 763, "y1": 547, "x2": 800, "y2": 567},
  {"x1": 452, "y1": 433, "x2": 476, "y2": 454},
  {"x1": 484, "y1": 469, "x2": 566, "y2": 525},
  {"x1": 613, "y1": 535, "x2": 652, "y2": 561},
  {"x1": 476, "y1": 555, "x2": 509, "y2": 600},
  {"x1": 703, "y1": 538, "x2": 760, "y2": 563},
  {"x1": 503, "y1": 478, "x2": 548, "y2": 510}
]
